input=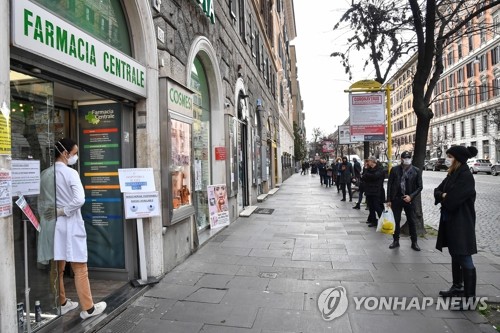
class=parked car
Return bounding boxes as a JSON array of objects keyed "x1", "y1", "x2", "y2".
[
  {"x1": 424, "y1": 160, "x2": 434, "y2": 171},
  {"x1": 425, "y1": 158, "x2": 447, "y2": 171},
  {"x1": 467, "y1": 158, "x2": 492, "y2": 174},
  {"x1": 492, "y1": 163, "x2": 500, "y2": 176}
]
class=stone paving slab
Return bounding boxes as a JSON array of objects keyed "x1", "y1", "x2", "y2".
[
  {"x1": 199, "y1": 325, "x2": 261, "y2": 333},
  {"x1": 161, "y1": 301, "x2": 259, "y2": 328},
  {"x1": 220, "y1": 288, "x2": 304, "y2": 310},
  {"x1": 98, "y1": 173, "x2": 500, "y2": 333},
  {"x1": 130, "y1": 319, "x2": 203, "y2": 333},
  {"x1": 348, "y1": 312, "x2": 453, "y2": 333},
  {"x1": 184, "y1": 288, "x2": 227, "y2": 303},
  {"x1": 235, "y1": 265, "x2": 304, "y2": 279},
  {"x1": 252, "y1": 307, "x2": 353, "y2": 333}
]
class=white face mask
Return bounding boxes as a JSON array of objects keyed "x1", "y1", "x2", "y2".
[
  {"x1": 67, "y1": 154, "x2": 78, "y2": 166},
  {"x1": 445, "y1": 157, "x2": 453, "y2": 167},
  {"x1": 403, "y1": 158, "x2": 412, "y2": 165}
]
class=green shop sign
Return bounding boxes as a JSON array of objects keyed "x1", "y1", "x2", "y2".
[
  {"x1": 167, "y1": 80, "x2": 193, "y2": 117},
  {"x1": 12, "y1": 0, "x2": 147, "y2": 97},
  {"x1": 193, "y1": 0, "x2": 215, "y2": 24}
]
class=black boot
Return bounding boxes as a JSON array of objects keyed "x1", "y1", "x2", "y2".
[
  {"x1": 439, "y1": 262, "x2": 464, "y2": 297},
  {"x1": 389, "y1": 240, "x2": 400, "y2": 249},
  {"x1": 411, "y1": 241, "x2": 421, "y2": 251},
  {"x1": 352, "y1": 204, "x2": 360, "y2": 209},
  {"x1": 459, "y1": 268, "x2": 476, "y2": 311}
]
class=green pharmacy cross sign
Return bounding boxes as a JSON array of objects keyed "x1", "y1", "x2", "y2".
[
  {"x1": 193, "y1": 0, "x2": 215, "y2": 24},
  {"x1": 85, "y1": 112, "x2": 100, "y2": 125}
]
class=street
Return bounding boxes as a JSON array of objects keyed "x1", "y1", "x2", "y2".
[
  {"x1": 421, "y1": 170, "x2": 500, "y2": 257},
  {"x1": 97, "y1": 172, "x2": 500, "y2": 333}
]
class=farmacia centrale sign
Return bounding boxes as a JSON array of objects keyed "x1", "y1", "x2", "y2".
[{"x1": 12, "y1": 0, "x2": 147, "y2": 97}]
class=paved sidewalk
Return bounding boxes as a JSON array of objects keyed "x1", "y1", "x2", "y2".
[{"x1": 99, "y1": 173, "x2": 500, "y2": 333}]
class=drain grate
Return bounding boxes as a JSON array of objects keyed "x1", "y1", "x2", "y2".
[{"x1": 254, "y1": 208, "x2": 275, "y2": 215}]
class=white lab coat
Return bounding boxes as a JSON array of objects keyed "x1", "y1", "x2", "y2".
[{"x1": 53, "y1": 162, "x2": 87, "y2": 263}]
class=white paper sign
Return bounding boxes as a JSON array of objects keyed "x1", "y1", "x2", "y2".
[
  {"x1": 124, "y1": 191, "x2": 160, "y2": 219},
  {"x1": 0, "y1": 169, "x2": 12, "y2": 217},
  {"x1": 349, "y1": 92, "x2": 385, "y2": 125},
  {"x1": 338, "y1": 125, "x2": 353, "y2": 145},
  {"x1": 12, "y1": 160, "x2": 40, "y2": 196},
  {"x1": 118, "y1": 168, "x2": 156, "y2": 193},
  {"x1": 194, "y1": 160, "x2": 202, "y2": 191}
]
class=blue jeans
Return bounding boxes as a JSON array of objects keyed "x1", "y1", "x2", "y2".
[{"x1": 450, "y1": 253, "x2": 475, "y2": 270}]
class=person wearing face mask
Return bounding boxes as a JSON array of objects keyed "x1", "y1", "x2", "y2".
[
  {"x1": 434, "y1": 146, "x2": 478, "y2": 309},
  {"x1": 386, "y1": 151, "x2": 423, "y2": 251},
  {"x1": 53, "y1": 138, "x2": 107, "y2": 320}
]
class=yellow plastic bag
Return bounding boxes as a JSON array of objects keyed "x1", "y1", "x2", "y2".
[{"x1": 376, "y1": 207, "x2": 395, "y2": 235}]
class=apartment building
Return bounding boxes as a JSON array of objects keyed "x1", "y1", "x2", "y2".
[{"x1": 430, "y1": 5, "x2": 500, "y2": 162}]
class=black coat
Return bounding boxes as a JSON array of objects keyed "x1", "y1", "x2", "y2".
[
  {"x1": 434, "y1": 164, "x2": 477, "y2": 255},
  {"x1": 361, "y1": 165, "x2": 384, "y2": 196},
  {"x1": 318, "y1": 162, "x2": 327, "y2": 176},
  {"x1": 386, "y1": 165, "x2": 423, "y2": 202},
  {"x1": 338, "y1": 162, "x2": 353, "y2": 184},
  {"x1": 353, "y1": 161, "x2": 362, "y2": 179}
]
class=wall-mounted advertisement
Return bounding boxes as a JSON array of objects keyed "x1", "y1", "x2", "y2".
[
  {"x1": 207, "y1": 184, "x2": 229, "y2": 229},
  {"x1": 322, "y1": 140, "x2": 334, "y2": 153},
  {"x1": 338, "y1": 125, "x2": 353, "y2": 145},
  {"x1": 349, "y1": 92, "x2": 386, "y2": 142}
]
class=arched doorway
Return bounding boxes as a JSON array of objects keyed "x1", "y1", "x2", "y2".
[
  {"x1": 236, "y1": 91, "x2": 249, "y2": 210},
  {"x1": 191, "y1": 57, "x2": 211, "y2": 230}
]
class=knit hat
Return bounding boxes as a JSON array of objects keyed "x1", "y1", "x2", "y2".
[{"x1": 446, "y1": 146, "x2": 478, "y2": 164}]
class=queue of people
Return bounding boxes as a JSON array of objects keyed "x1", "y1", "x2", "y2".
[{"x1": 303, "y1": 147, "x2": 479, "y2": 309}]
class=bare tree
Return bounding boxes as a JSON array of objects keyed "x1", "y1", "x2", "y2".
[
  {"x1": 309, "y1": 127, "x2": 324, "y2": 158},
  {"x1": 333, "y1": 0, "x2": 500, "y2": 236}
]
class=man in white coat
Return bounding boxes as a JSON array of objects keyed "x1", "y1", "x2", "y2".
[{"x1": 54, "y1": 138, "x2": 106, "y2": 320}]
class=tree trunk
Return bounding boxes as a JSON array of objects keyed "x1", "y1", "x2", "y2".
[
  {"x1": 363, "y1": 141, "x2": 369, "y2": 159},
  {"x1": 401, "y1": 105, "x2": 432, "y2": 237}
]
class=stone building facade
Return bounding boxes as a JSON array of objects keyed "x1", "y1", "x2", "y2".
[
  {"x1": 0, "y1": 0, "x2": 302, "y2": 330},
  {"x1": 152, "y1": 0, "x2": 301, "y2": 270}
]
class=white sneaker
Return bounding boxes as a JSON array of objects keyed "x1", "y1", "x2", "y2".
[
  {"x1": 80, "y1": 301, "x2": 107, "y2": 320},
  {"x1": 60, "y1": 299, "x2": 79, "y2": 315}
]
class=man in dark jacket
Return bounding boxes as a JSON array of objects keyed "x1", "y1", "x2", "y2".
[
  {"x1": 318, "y1": 159, "x2": 327, "y2": 186},
  {"x1": 339, "y1": 156, "x2": 354, "y2": 201},
  {"x1": 353, "y1": 158, "x2": 362, "y2": 181},
  {"x1": 361, "y1": 156, "x2": 385, "y2": 226},
  {"x1": 386, "y1": 151, "x2": 423, "y2": 251}
]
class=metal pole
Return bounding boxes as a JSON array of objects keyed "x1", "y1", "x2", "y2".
[
  {"x1": 24, "y1": 220, "x2": 32, "y2": 333},
  {"x1": 386, "y1": 85, "x2": 393, "y2": 173},
  {"x1": 0, "y1": 0, "x2": 17, "y2": 331},
  {"x1": 136, "y1": 218, "x2": 148, "y2": 283}
]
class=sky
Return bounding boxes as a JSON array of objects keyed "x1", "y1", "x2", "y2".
[{"x1": 291, "y1": 0, "x2": 372, "y2": 141}]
